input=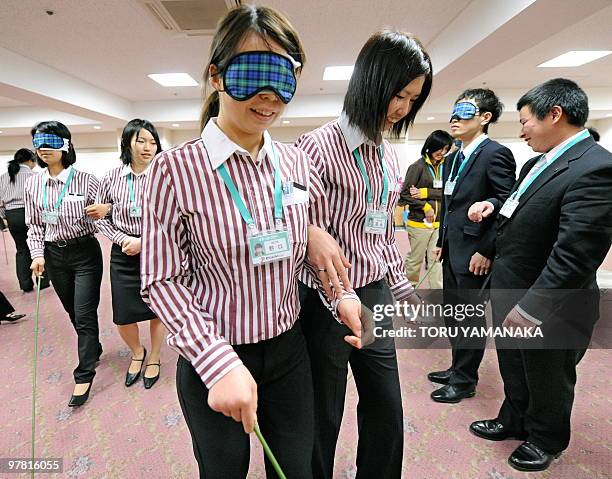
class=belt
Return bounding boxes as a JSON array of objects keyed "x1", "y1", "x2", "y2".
[{"x1": 45, "y1": 234, "x2": 95, "y2": 248}]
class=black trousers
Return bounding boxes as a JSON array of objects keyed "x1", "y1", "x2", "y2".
[
  {"x1": 176, "y1": 325, "x2": 314, "y2": 479},
  {"x1": 44, "y1": 236, "x2": 103, "y2": 383},
  {"x1": 299, "y1": 280, "x2": 404, "y2": 479},
  {"x1": 5, "y1": 208, "x2": 49, "y2": 291},
  {"x1": 442, "y1": 259, "x2": 487, "y2": 387},
  {"x1": 0, "y1": 291, "x2": 15, "y2": 317}
]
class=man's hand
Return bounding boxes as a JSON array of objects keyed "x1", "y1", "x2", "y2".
[
  {"x1": 469, "y1": 252, "x2": 491, "y2": 276},
  {"x1": 502, "y1": 306, "x2": 536, "y2": 333},
  {"x1": 2, "y1": 218, "x2": 8, "y2": 228},
  {"x1": 121, "y1": 237, "x2": 141, "y2": 256},
  {"x1": 31, "y1": 257, "x2": 45, "y2": 276},
  {"x1": 467, "y1": 201, "x2": 494, "y2": 223},
  {"x1": 85, "y1": 203, "x2": 111, "y2": 220},
  {"x1": 208, "y1": 365, "x2": 258, "y2": 434},
  {"x1": 307, "y1": 225, "x2": 352, "y2": 300},
  {"x1": 431, "y1": 247, "x2": 442, "y2": 262},
  {"x1": 337, "y1": 297, "x2": 362, "y2": 349},
  {"x1": 409, "y1": 185, "x2": 422, "y2": 199}
]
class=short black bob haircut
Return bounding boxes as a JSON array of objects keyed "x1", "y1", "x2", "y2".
[
  {"x1": 454, "y1": 88, "x2": 504, "y2": 134},
  {"x1": 120, "y1": 119, "x2": 162, "y2": 165},
  {"x1": 517, "y1": 78, "x2": 589, "y2": 128},
  {"x1": 421, "y1": 130, "x2": 453, "y2": 157},
  {"x1": 343, "y1": 30, "x2": 433, "y2": 142},
  {"x1": 30, "y1": 121, "x2": 76, "y2": 169}
]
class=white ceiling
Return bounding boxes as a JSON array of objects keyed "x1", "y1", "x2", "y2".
[{"x1": 0, "y1": 0, "x2": 611, "y2": 136}]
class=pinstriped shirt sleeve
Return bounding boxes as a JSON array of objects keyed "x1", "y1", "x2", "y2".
[
  {"x1": 24, "y1": 175, "x2": 45, "y2": 259},
  {"x1": 141, "y1": 154, "x2": 242, "y2": 389},
  {"x1": 95, "y1": 171, "x2": 128, "y2": 246}
]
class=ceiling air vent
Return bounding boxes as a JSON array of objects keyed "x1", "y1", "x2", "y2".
[{"x1": 139, "y1": 0, "x2": 241, "y2": 36}]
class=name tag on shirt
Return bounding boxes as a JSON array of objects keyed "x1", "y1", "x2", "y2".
[
  {"x1": 499, "y1": 198, "x2": 519, "y2": 218},
  {"x1": 248, "y1": 227, "x2": 293, "y2": 266},
  {"x1": 364, "y1": 209, "x2": 387, "y2": 235},
  {"x1": 282, "y1": 181, "x2": 308, "y2": 206},
  {"x1": 42, "y1": 210, "x2": 59, "y2": 224},
  {"x1": 64, "y1": 193, "x2": 85, "y2": 202},
  {"x1": 444, "y1": 180, "x2": 456, "y2": 196},
  {"x1": 433, "y1": 179, "x2": 443, "y2": 189},
  {"x1": 129, "y1": 203, "x2": 142, "y2": 218}
]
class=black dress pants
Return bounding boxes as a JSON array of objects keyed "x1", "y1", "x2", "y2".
[
  {"x1": 0, "y1": 291, "x2": 15, "y2": 317},
  {"x1": 44, "y1": 236, "x2": 103, "y2": 383},
  {"x1": 6, "y1": 208, "x2": 49, "y2": 291},
  {"x1": 442, "y1": 259, "x2": 487, "y2": 387},
  {"x1": 299, "y1": 279, "x2": 404, "y2": 479},
  {"x1": 176, "y1": 325, "x2": 314, "y2": 479}
]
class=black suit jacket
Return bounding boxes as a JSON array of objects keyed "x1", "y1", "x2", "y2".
[
  {"x1": 437, "y1": 138, "x2": 516, "y2": 276},
  {"x1": 490, "y1": 135, "x2": 612, "y2": 341}
]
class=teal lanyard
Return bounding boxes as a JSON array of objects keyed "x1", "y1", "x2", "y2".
[
  {"x1": 448, "y1": 150, "x2": 470, "y2": 182},
  {"x1": 42, "y1": 168, "x2": 75, "y2": 211},
  {"x1": 126, "y1": 173, "x2": 138, "y2": 204},
  {"x1": 352, "y1": 145, "x2": 389, "y2": 208},
  {"x1": 514, "y1": 129, "x2": 590, "y2": 199},
  {"x1": 217, "y1": 145, "x2": 283, "y2": 229},
  {"x1": 427, "y1": 162, "x2": 442, "y2": 180}
]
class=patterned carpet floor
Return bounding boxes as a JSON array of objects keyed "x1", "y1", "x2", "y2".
[{"x1": 0, "y1": 232, "x2": 610, "y2": 478}]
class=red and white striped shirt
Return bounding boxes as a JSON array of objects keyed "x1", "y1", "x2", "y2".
[
  {"x1": 296, "y1": 115, "x2": 414, "y2": 301},
  {"x1": 96, "y1": 164, "x2": 149, "y2": 245},
  {"x1": 24, "y1": 166, "x2": 99, "y2": 259},
  {"x1": 0, "y1": 165, "x2": 35, "y2": 217},
  {"x1": 141, "y1": 120, "x2": 331, "y2": 388}
]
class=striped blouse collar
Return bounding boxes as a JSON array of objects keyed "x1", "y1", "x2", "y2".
[{"x1": 338, "y1": 112, "x2": 381, "y2": 152}]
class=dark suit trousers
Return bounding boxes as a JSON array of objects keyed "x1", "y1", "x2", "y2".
[
  {"x1": 299, "y1": 280, "x2": 404, "y2": 479},
  {"x1": 442, "y1": 259, "x2": 487, "y2": 387},
  {"x1": 0, "y1": 291, "x2": 15, "y2": 317},
  {"x1": 44, "y1": 236, "x2": 102, "y2": 383},
  {"x1": 176, "y1": 325, "x2": 314, "y2": 479},
  {"x1": 5, "y1": 208, "x2": 49, "y2": 291}
]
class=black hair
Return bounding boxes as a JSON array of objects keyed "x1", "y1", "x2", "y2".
[
  {"x1": 200, "y1": 5, "x2": 306, "y2": 130},
  {"x1": 588, "y1": 127, "x2": 600, "y2": 142},
  {"x1": 455, "y1": 88, "x2": 504, "y2": 133},
  {"x1": 516, "y1": 78, "x2": 589, "y2": 127},
  {"x1": 343, "y1": 30, "x2": 432, "y2": 141},
  {"x1": 120, "y1": 119, "x2": 162, "y2": 165},
  {"x1": 8, "y1": 148, "x2": 36, "y2": 183},
  {"x1": 30, "y1": 121, "x2": 76, "y2": 169},
  {"x1": 421, "y1": 130, "x2": 453, "y2": 157}
]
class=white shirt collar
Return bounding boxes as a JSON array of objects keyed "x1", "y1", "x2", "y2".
[
  {"x1": 42, "y1": 165, "x2": 73, "y2": 183},
  {"x1": 461, "y1": 133, "x2": 488, "y2": 160},
  {"x1": 337, "y1": 113, "x2": 380, "y2": 152},
  {"x1": 19, "y1": 164, "x2": 30, "y2": 171},
  {"x1": 543, "y1": 129, "x2": 588, "y2": 163},
  {"x1": 121, "y1": 163, "x2": 150, "y2": 177},
  {"x1": 201, "y1": 118, "x2": 275, "y2": 170}
]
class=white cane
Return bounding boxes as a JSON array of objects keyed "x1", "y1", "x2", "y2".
[{"x1": 1, "y1": 229, "x2": 8, "y2": 265}]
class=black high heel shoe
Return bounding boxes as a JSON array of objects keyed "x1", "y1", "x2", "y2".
[
  {"x1": 143, "y1": 363, "x2": 160, "y2": 389},
  {"x1": 68, "y1": 382, "x2": 92, "y2": 407},
  {"x1": 0, "y1": 313, "x2": 26, "y2": 324},
  {"x1": 125, "y1": 347, "x2": 147, "y2": 387}
]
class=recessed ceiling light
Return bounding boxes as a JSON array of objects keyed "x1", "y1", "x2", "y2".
[
  {"x1": 538, "y1": 51, "x2": 612, "y2": 68},
  {"x1": 427, "y1": 116, "x2": 436, "y2": 121},
  {"x1": 282, "y1": 120, "x2": 290, "y2": 124},
  {"x1": 148, "y1": 73, "x2": 198, "y2": 87},
  {"x1": 323, "y1": 66, "x2": 354, "y2": 81},
  {"x1": 0, "y1": 130, "x2": 3, "y2": 134},
  {"x1": 93, "y1": 125, "x2": 101, "y2": 130},
  {"x1": 172, "y1": 123, "x2": 180, "y2": 127}
]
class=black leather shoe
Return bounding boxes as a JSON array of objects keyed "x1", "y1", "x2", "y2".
[
  {"x1": 470, "y1": 419, "x2": 523, "y2": 441},
  {"x1": 143, "y1": 363, "x2": 160, "y2": 389},
  {"x1": 68, "y1": 382, "x2": 92, "y2": 407},
  {"x1": 431, "y1": 384, "x2": 475, "y2": 403},
  {"x1": 125, "y1": 347, "x2": 146, "y2": 387},
  {"x1": 508, "y1": 441, "x2": 561, "y2": 472},
  {"x1": 0, "y1": 313, "x2": 26, "y2": 324},
  {"x1": 427, "y1": 368, "x2": 452, "y2": 385}
]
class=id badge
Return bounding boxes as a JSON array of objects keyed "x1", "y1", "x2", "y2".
[
  {"x1": 364, "y1": 208, "x2": 388, "y2": 235},
  {"x1": 433, "y1": 179, "x2": 443, "y2": 188},
  {"x1": 247, "y1": 226, "x2": 292, "y2": 266},
  {"x1": 42, "y1": 210, "x2": 59, "y2": 225},
  {"x1": 499, "y1": 198, "x2": 519, "y2": 218},
  {"x1": 444, "y1": 180, "x2": 455, "y2": 196},
  {"x1": 129, "y1": 203, "x2": 142, "y2": 218}
]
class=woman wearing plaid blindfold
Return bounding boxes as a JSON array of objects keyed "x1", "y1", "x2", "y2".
[{"x1": 141, "y1": 5, "x2": 360, "y2": 478}]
